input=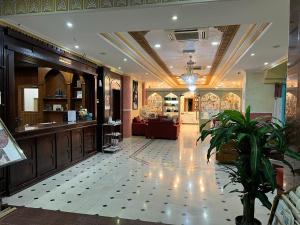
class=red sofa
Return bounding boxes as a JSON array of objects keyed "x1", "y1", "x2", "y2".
[
  {"x1": 132, "y1": 117, "x2": 147, "y2": 136},
  {"x1": 145, "y1": 118, "x2": 179, "y2": 140}
]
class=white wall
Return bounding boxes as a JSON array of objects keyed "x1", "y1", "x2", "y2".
[{"x1": 243, "y1": 70, "x2": 275, "y2": 113}]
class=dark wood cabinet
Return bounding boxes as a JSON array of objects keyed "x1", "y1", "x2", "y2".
[
  {"x1": 56, "y1": 131, "x2": 71, "y2": 168},
  {"x1": 72, "y1": 129, "x2": 83, "y2": 162},
  {"x1": 37, "y1": 134, "x2": 56, "y2": 176},
  {"x1": 84, "y1": 126, "x2": 96, "y2": 155},
  {"x1": 9, "y1": 138, "x2": 36, "y2": 191},
  {"x1": 7, "y1": 122, "x2": 96, "y2": 195}
]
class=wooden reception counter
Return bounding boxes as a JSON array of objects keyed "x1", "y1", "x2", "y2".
[{"x1": 8, "y1": 120, "x2": 97, "y2": 195}]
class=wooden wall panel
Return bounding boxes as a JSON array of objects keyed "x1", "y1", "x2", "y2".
[
  {"x1": 56, "y1": 131, "x2": 71, "y2": 169},
  {"x1": 36, "y1": 134, "x2": 56, "y2": 176},
  {"x1": 9, "y1": 138, "x2": 36, "y2": 190},
  {"x1": 71, "y1": 129, "x2": 83, "y2": 162}
]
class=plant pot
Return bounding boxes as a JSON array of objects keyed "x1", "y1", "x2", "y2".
[{"x1": 235, "y1": 216, "x2": 262, "y2": 225}]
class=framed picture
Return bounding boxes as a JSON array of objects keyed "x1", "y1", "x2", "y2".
[
  {"x1": 53, "y1": 104, "x2": 62, "y2": 111},
  {"x1": 0, "y1": 118, "x2": 26, "y2": 168},
  {"x1": 132, "y1": 80, "x2": 138, "y2": 110}
]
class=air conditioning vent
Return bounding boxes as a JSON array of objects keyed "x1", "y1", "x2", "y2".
[{"x1": 169, "y1": 28, "x2": 209, "y2": 41}]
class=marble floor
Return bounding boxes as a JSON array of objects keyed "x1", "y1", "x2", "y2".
[{"x1": 4, "y1": 125, "x2": 276, "y2": 225}]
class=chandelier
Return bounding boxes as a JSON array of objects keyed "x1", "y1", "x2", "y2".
[{"x1": 180, "y1": 56, "x2": 199, "y2": 85}]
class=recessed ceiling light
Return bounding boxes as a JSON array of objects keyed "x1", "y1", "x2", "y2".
[
  {"x1": 154, "y1": 43, "x2": 161, "y2": 48},
  {"x1": 74, "y1": 45, "x2": 79, "y2": 49},
  {"x1": 66, "y1": 22, "x2": 73, "y2": 28},
  {"x1": 250, "y1": 53, "x2": 255, "y2": 56},
  {"x1": 145, "y1": 72, "x2": 149, "y2": 75},
  {"x1": 123, "y1": 58, "x2": 128, "y2": 62},
  {"x1": 172, "y1": 15, "x2": 178, "y2": 21},
  {"x1": 264, "y1": 62, "x2": 269, "y2": 66},
  {"x1": 169, "y1": 65, "x2": 174, "y2": 69},
  {"x1": 118, "y1": 66, "x2": 122, "y2": 70},
  {"x1": 206, "y1": 65, "x2": 212, "y2": 69},
  {"x1": 211, "y1": 42, "x2": 219, "y2": 46}
]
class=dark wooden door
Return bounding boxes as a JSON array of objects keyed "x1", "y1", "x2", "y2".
[
  {"x1": 56, "y1": 131, "x2": 71, "y2": 169},
  {"x1": 37, "y1": 134, "x2": 56, "y2": 176},
  {"x1": 72, "y1": 129, "x2": 83, "y2": 162},
  {"x1": 9, "y1": 138, "x2": 36, "y2": 191},
  {"x1": 84, "y1": 126, "x2": 96, "y2": 155}
]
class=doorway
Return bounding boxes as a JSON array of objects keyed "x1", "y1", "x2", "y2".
[
  {"x1": 112, "y1": 89, "x2": 121, "y2": 121},
  {"x1": 180, "y1": 92, "x2": 199, "y2": 124}
]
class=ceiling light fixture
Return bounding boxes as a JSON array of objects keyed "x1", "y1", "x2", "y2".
[
  {"x1": 145, "y1": 72, "x2": 149, "y2": 75},
  {"x1": 211, "y1": 41, "x2": 219, "y2": 46},
  {"x1": 188, "y1": 85, "x2": 196, "y2": 92},
  {"x1": 181, "y1": 56, "x2": 199, "y2": 86},
  {"x1": 206, "y1": 65, "x2": 212, "y2": 69},
  {"x1": 250, "y1": 53, "x2": 255, "y2": 56},
  {"x1": 123, "y1": 58, "x2": 128, "y2": 62},
  {"x1": 170, "y1": 65, "x2": 174, "y2": 69},
  {"x1": 172, "y1": 15, "x2": 178, "y2": 21},
  {"x1": 74, "y1": 45, "x2": 79, "y2": 49},
  {"x1": 118, "y1": 66, "x2": 122, "y2": 70},
  {"x1": 66, "y1": 22, "x2": 73, "y2": 28},
  {"x1": 264, "y1": 62, "x2": 269, "y2": 66},
  {"x1": 154, "y1": 43, "x2": 161, "y2": 48}
]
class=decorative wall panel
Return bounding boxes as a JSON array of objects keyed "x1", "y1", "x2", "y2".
[
  {"x1": 200, "y1": 93, "x2": 220, "y2": 119},
  {"x1": 220, "y1": 92, "x2": 241, "y2": 111},
  {"x1": 0, "y1": 0, "x2": 229, "y2": 16},
  {"x1": 286, "y1": 92, "x2": 297, "y2": 119}
]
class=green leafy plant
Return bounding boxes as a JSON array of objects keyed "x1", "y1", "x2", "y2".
[{"x1": 198, "y1": 106, "x2": 300, "y2": 225}]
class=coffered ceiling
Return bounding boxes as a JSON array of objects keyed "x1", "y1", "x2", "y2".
[{"x1": 0, "y1": 0, "x2": 288, "y2": 88}]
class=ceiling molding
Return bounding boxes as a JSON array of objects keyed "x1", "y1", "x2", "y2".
[
  {"x1": 207, "y1": 25, "x2": 240, "y2": 83},
  {"x1": 210, "y1": 22, "x2": 272, "y2": 87},
  {"x1": 129, "y1": 25, "x2": 240, "y2": 87},
  {"x1": 99, "y1": 32, "x2": 178, "y2": 87},
  {"x1": 0, "y1": 0, "x2": 232, "y2": 17},
  {"x1": 129, "y1": 31, "x2": 179, "y2": 84}
]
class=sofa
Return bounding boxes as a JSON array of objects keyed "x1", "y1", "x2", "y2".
[
  {"x1": 145, "y1": 118, "x2": 180, "y2": 140},
  {"x1": 132, "y1": 116, "x2": 147, "y2": 136}
]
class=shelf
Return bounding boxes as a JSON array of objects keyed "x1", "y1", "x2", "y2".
[
  {"x1": 72, "y1": 98, "x2": 82, "y2": 100},
  {"x1": 44, "y1": 97, "x2": 67, "y2": 100},
  {"x1": 72, "y1": 87, "x2": 82, "y2": 90},
  {"x1": 43, "y1": 110, "x2": 67, "y2": 113}
]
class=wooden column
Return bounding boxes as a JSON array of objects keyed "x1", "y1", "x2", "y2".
[{"x1": 122, "y1": 76, "x2": 132, "y2": 138}]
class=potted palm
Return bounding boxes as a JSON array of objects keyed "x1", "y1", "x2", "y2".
[{"x1": 198, "y1": 106, "x2": 300, "y2": 225}]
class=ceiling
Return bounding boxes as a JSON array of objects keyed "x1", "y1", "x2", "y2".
[{"x1": 1, "y1": 0, "x2": 289, "y2": 88}]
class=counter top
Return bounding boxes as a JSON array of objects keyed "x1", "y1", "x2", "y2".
[{"x1": 14, "y1": 120, "x2": 97, "y2": 140}]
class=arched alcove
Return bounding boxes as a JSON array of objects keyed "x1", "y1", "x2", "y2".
[
  {"x1": 44, "y1": 69, "x2": 67, "y2": 97},
  {"x1": 220, "y1": 92, "x2": 241, "y2": 111}
]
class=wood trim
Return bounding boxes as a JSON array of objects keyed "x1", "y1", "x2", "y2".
[
  {"x1": 128, "y1": 26, "x2": 240, "y2": 86},
  {"x1": 129, "y1": 31, "x2": 179, "y2": 85},
  {"x1": 207, "y1": 25, "x2": 240, "y2": 84}
]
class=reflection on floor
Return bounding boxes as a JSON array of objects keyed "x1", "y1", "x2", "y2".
[{"x1": 4, "y1": 125, "x2": 275, "y2": 225}]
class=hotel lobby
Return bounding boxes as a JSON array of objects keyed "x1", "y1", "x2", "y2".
[{"x1": 0, "y1": 0, "x2": 299, "y2": 225}]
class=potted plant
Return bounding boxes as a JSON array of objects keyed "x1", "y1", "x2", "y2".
[{"x1": 198, "y1": 106, "x2": 300, "y2": 225}]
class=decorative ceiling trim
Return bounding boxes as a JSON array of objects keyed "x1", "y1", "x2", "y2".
[
  {"x1": 207, "y1": 25, "x2": 240, "y2": 83},
  {"x1": 99, "y1": 32, "x2": 178, "y2": 87},
  {"x1": 210, "y1": 23, "x2": 272, "y2": 87},
  {"x1": 0, "y1": 0, "x2": 232, "y2": 17},
  {"x1": 129, "y1": 31, "x2": 179, "y2": 84},
  {"x1": 129, "y1": 25, "x2": 240, "y2": 86}
]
